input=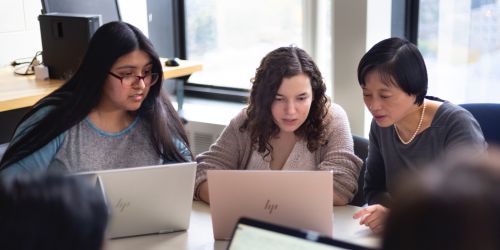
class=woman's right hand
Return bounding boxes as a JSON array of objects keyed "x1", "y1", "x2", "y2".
[{"x1": 352, "y1": 204, "x2": 389, "y2": 234}]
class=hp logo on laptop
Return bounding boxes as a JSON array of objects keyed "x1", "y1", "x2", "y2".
[{"x1": 264, "y1": 199, "x2": 279, "y2": 214}]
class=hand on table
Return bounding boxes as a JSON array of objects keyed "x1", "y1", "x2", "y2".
[{"x1": 352, "y1": 204, "x2": 389, "y2": 234}]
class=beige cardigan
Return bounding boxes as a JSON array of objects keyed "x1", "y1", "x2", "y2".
[{"x1": 194, "y1": 103, "x2": 362, "y2": 205}]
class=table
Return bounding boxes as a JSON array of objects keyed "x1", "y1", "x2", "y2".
[
  {"x1": 0, "y1": 67, "x2": 62, "y2": 112},
  {"x1": 160, "y1": 59, "x2": 202, "y2": 111},
  {"x1": 108, "y1": 201, "x2": 380, "y2": 250},
  {"x1": 0, "y1": 59, "x2": 202, "y2": 112}
]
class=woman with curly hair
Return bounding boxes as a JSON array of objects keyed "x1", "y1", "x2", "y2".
[{"x1": 194, "y1": 46, "x2": 362, "y2": 205}]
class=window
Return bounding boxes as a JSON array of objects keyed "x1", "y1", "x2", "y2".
[
  {"x1": 184, "y1": 0, "x2": 331, "y2": 97},
  {"x1": 418, "y1": 0, "x2": 500, "y2": 103}
]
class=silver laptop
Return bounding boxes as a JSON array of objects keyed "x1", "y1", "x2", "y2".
[
  {"x1": 208, "y1": 170, "x2": 333, "y2": 240},
  {"x1": 77, "y1": 162, "x2": 196, "y2": 238}
]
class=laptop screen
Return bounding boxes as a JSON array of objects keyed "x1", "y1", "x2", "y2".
[{"x1": 228, "y1": 217, "x2": 376, "y2": 250}]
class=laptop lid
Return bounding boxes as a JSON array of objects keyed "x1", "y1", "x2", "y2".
[
  {"x1": 228, "y1": 217, "x2": 376, "y2": 250},
  {"x1": 77, "y1": 162, "x2": 196, "y2": 238},
  {"x1": 74, "y1": 173, "x2": 108, "y2": 207},
  {"x1": 208, "y1": 170, "x2": 333, "y2": 240}
]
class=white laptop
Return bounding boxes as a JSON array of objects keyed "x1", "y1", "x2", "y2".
[
  {"x1": 207, "y1": 170, "x2": 333, "y2": 240},
  {"x1": 76, "y1": 162, "x2": 196, "y2": 238}
]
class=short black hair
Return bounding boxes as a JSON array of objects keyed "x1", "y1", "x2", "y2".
[
  {"x1": 0, "y1": 174, "x2": 108, "y2": 250},
  {"x1": 357, "y1": 37, "x2": 428, "y2": 105}
]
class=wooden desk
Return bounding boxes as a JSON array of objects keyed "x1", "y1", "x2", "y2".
[
  {"x1": 0, "y1": 59, "x2": 202, "y2": 112},
  {"x1": 107, "y1": 202, "x2": 380, "y2": 250},
  {"x1": 161, "y1": 59, "x2": 202, "y2": 80},
  {"x1": 0, "y1": 67, "x2": 62, "y2": 112},
  {"x1": 160, "y1": 59, "x2": 203, "y2": 111}
]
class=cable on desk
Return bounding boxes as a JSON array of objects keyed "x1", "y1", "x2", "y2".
[{"x1": 13, "y1": 51, "x2": 42, "y2": 76}]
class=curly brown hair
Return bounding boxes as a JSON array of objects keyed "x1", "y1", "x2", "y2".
[{"x1": 240, "y1": 46, "x2": 330, "y2": 156}]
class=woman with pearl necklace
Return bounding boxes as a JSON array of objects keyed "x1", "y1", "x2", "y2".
[{"x1": 352, "y1": 37, "x2": 487, "y2": 234}]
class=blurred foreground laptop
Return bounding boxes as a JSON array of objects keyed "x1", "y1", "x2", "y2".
[
  {"x1": 228, "y1": 217, "x2": 376, "y2": 250},
  {"x1": 208, "y1": 170, "x2": 333, "y2": 240},
  {"x1": 76, "y1": 162, "x2": 196, "y2": 238}
]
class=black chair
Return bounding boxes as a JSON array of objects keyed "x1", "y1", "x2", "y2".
[
  {"x1": 459, "y1": 103, "x2": 500, "y2": 146},
  {"x1": 349, "y1": 135, "x2": 368, "y2": 207}
]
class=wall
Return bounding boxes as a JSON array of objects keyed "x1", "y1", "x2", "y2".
[
  {"x1": 332, "y1": 0, "x2": 367, "y2": 137},
  {"x1": 0, "y1": 0, "x2": 43, "y2": 67},
  {"x1": 331, "y1": 0, "x2": 391, "y2": 136},
  {"x1": 0, "y1": 0, "x2": 148, "y2": 67}
]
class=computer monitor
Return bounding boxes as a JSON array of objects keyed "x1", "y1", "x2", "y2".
[
  {"x1": 41, "y1": 0, "x2": 121, "y2": 24},
  {"x1": 38, "y1": 13, "x2": 100, "y2": 79}
]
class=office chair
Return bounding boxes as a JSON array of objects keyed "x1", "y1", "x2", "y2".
[
  {"x1": 459, "y1": 103, "x2": 500, "y2": 146},
  {"x1": 349, "y1": 135, "x2": 369, "y2": 207}
]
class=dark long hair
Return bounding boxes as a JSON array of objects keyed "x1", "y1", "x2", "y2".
[
  {"x1": 0, "y1": 21, "x2": 191, "y2": 169},
  {"x1": 241, "y1": 46, "x2": 329, "y2": 155}
]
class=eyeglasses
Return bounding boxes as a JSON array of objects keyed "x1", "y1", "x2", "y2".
[{"x1": 108, "y1": 71, "x2": 160, "y2": 87}]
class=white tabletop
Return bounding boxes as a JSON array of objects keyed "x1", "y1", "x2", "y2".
[{"x1": 107, "y1": 201, "x2": 380, "y2": 250}]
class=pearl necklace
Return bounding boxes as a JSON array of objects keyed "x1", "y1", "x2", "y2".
[{"x1": 394, "y1": 102, "x2": 426, "y2": 145}]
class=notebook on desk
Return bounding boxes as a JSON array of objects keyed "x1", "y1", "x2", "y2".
[
  {"x1": 76, "y1": 162, "x2": 196, "y2": 238},
  {"x1": 207, "y1": 170, "x2": 333, "y2": 240},
  {"x1": 228, "y1": 217, "x2": 375, "y2": 250}
]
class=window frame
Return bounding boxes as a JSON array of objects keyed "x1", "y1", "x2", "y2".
[
  {"x1": 391, "y1": 0, "x2": 420, "y2": 44},
  {"x1": 178, "y1": 0, "x2": 318, "y2": 102}
]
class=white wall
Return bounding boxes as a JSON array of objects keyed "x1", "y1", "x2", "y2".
[
  {"x1": 0, "y1": 0, "x2": 149, "y2": 67},
  {"x1": 0, "y1": 0, "x2": 43, "y2": 66}
]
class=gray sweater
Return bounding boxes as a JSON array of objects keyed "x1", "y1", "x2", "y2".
[
  {"x1": 1, "y1": 109, "x2": 192, "y2": 180},
  {"x1": 365, "y1": 101, "x2": 487, "y2": 206},
  {"x1": 195, "y1": 103, "x2": 363, "y2": 205}
]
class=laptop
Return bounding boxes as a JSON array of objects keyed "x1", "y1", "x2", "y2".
[
  {"x1": 207, "y1": 170, "x2": 333, "y2": 240},
  {"x1": 228, "y1": 217, "x2": 376, "y2": 250},
  {"x1": 76, "y1": 162, "x2": 196, "y2": 238}
]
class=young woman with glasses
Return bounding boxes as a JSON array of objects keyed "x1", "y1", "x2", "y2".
[{"x1": 0, "y1": 22, "x2": 192, "y2": 179}]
